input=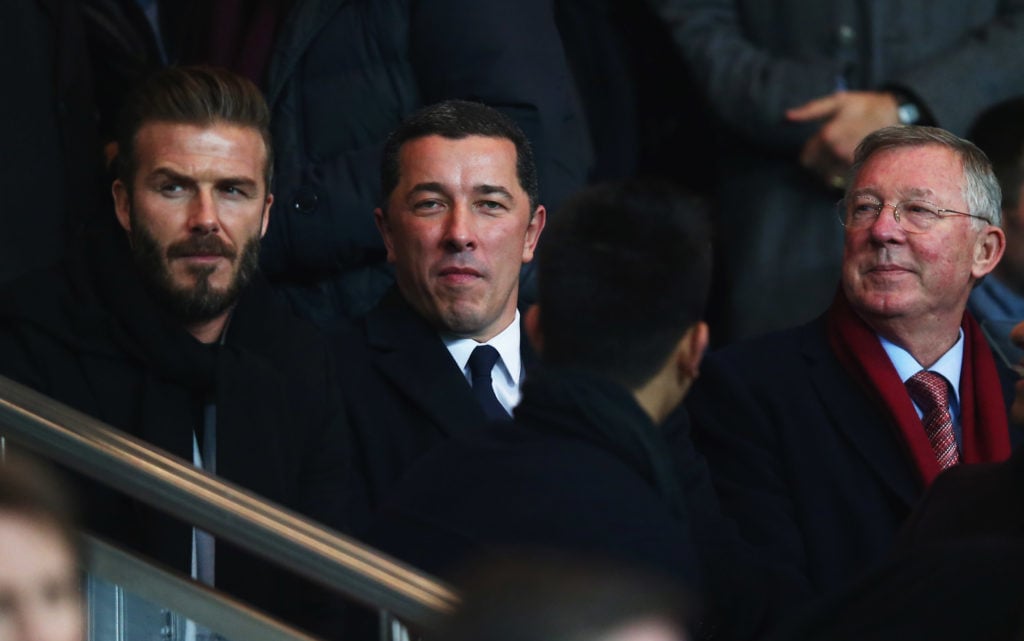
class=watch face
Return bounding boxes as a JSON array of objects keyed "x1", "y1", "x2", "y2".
[{"x1": 898, "y1": 102, "x2": 921, "y2": 125}]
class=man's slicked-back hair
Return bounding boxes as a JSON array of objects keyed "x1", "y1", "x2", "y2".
[
  {"x1": 115, "y1": 65, "x2": 273, "y2": 192},
  {"x1": 380, "y1": 100, "x2": 539, "y2": 210},
  {"x1": 538, "y1": 180, "x2": 712, "y2": 389},
  {"x1": 847, "y1": 125, "x2": 1002, "y2": 228}
]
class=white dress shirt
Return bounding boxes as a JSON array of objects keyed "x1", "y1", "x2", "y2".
[
  {"x1": 879, "y1": 328, "x2": 964, "y2": 447},
  {"x1": 443, "y1": 310, "x2": 524, "y2": 415}
]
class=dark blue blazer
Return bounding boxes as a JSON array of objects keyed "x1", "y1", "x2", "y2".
[
  {"x1": 767, "y1": 449, "x2": 1024, "y2": 641},
  {"x1": 332, "y1": 290, "x2": 537, "y2": 526},
  {"x1": 678, "y1": 316, "x2": 928, "y2": 596}
]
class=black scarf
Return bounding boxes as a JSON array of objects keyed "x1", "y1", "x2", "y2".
[
  {"x1": 514, "y1": 367, "x2": 690, "y2": 520},
  {"x1": 16, "y1": 221, "x2": 300, "y2": 572}
]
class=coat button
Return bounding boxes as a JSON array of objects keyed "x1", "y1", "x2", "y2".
[
  {"x1": 837, "y1": 24, "x2": 856, "y2": 45},
  {"x1": 292, "y1": 187, "x2": 319, "y2": 213}
]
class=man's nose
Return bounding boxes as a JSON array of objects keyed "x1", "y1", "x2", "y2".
[
  {"x1": 442, "y1": 203, "x2": 476, "y2": 250},
  {"x1": 188, "y1": 190, "x2": 220, "y2": 233},
  {"x1": 868, "y1": 203, "x2": 905, "y2": 240}
]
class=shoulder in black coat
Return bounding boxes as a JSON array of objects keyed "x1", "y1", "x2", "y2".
[
  {"x1": 332, "y1": 290, "x2": 538, "y2": 527},
  {"x1": 679, "y1": 317, "x2": 923, "y2": 597}
]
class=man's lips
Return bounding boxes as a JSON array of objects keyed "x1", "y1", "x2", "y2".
[
  {"x1": 865, "y1": 263, "x2": 914, "y2": 274},
  {"x1": 439, "y1": 266, "x2": 482, "y2": 276},
  {"x1": 437, "y1": 266, "x2": 484, "y2": 283},
  {"x1": 167, "y1": 237, "x2": 236, "y2": 261},
  {"x1": 176, "y1": 250, "x2": 228, "y2": 258}
]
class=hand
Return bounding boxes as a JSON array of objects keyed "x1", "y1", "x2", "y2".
[
  {"x1": 104, "y1": 141, "x2": 119, "y2": 168},
  {"x1": 787, "y1": 91, "x2": 900, "y2": 187}
]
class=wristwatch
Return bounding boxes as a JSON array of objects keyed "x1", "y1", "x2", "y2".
[{"x1": 891, "y1": 90, "x2": 922, "y2": 125}]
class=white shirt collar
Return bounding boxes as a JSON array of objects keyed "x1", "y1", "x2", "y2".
[
  {"x1": 442, "y1": 307, "x2": 520, "y2": 387},
  {"x1": 878, "y1": 328, "x2": 964, "y2": 406}
]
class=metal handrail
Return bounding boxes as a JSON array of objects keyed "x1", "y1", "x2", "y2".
[
  {"x1": 0, "y1": 375, "x2": 459, "y2": 627},
  {"x1": 85, "y1": 535, "x2": 320, "y2": 641}
]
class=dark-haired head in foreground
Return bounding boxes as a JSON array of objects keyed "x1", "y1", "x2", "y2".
[
  {"x1": 0, "y1": 453, "x2": 84, "y2": 641},
  {"x1": 529, "y1": 180, "x2": 711, "y2": 422},
  {"x1": 436, "y1": 553, "x2": 690, "y2": 641}
]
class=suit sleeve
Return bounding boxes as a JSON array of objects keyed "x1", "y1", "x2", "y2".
[
  {"x1": 650, "y1": 0, "x2": 839, "y2": 149},
  {"x1": 652, "y1": 0, "x2": 1024, "y2": 146},
  {"x1": 887, "y1": 3, "x2": 1024, "y2": 135}
]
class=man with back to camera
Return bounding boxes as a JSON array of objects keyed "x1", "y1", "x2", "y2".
[
  {"x1": 332, "y1": 100, "x2": 546, "y2": 519},
  {"x1": 0, "y1": 65, "x2": 352, "y2": 637},
  {"x1": 680, "y1": 125, "x2": 1011, "y2": 605}
]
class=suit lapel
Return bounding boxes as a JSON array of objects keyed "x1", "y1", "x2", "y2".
[
  {"x1": 802, "y1": 326, "x2": 921, "y2": 507},
  {"x1": 364, "y1": 297, "x2": 486, "y2": 439}
]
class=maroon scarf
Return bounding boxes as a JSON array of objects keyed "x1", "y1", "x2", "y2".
[{"x1": 827, "y1": 290, "x2": 1010, "y2": 486}]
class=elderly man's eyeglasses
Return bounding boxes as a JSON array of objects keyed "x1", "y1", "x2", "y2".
[{"x1": 837, "y1": 199, "x2": 991, "y2": 234}]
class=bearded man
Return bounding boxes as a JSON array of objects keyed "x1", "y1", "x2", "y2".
[{"x1": 0, "y1": 66, "x2": 353, "y2": 638}]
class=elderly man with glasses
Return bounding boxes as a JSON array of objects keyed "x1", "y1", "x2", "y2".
[{"x1": 673, "y1": 125, "x2": 1012, "y2": 610}]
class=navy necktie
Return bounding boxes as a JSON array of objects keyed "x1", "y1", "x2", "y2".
[{"x1": 467, "y1": 345, "x2": 511, "y2": 421}]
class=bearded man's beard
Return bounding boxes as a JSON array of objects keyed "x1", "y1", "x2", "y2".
[{"x1": 130, "y1": 220, "x2": 261, "y2": 326}]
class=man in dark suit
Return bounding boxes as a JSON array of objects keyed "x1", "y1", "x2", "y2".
[
  {"x1": 766, "y1": 321, "x2": 1024, "y2": 641},
  {"x1": 0, "y1": 66, "x2": 350, "y2": 638},
  {"x1": 334, "y1": 101, "x2": 546, "y2": 518},
  {"x1": 369, "y1": 181, "x2": 810, "y2": 640},
  {"x1": 894, "y1": 317, "x2": 1024, "y2": 545},
  {"x1": 682, "y1": 125, "x2": 1011, "y2": 600},
  {"x1": 368, "y1": 181, "x2": 710, "y2": 579}
]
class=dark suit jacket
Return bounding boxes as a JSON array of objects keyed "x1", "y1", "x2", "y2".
[
  {"x1": 680, "y1": 316, "x2": 929, "y2": 596},
  {"x1": 368, "y1": 367, "x2": 811, "y2": 641},
  {"x1": 769, "y1": 447, "x2": 1024, "y2": 641},
  {"x1": 897, "y1": 445, "x2": 1024, "y2": 546},
  {"x1": 368, "y1": 423, "x2": 700, "y2": 584},
  {"x1": 333, "y1": 290, "x2": 537, "y2": 526}
]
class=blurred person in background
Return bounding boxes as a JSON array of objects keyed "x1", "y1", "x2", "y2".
[
  {"x1": 653, "y1": 0, "x2": 1024, "y2": 343},
  {"x1": 0, "y1": 453, "x2": 84, "y2": 641},
  {"x1": 435, "y1": 554, "x2": 691, "y2": 641}
]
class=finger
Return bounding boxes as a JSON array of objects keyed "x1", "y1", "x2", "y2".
[
  {"x1": 799, "y1": 133, "x2": 826, "y2": 170},
  {"x1": 819, "y1": 117, "x2": 870, "y2": 164},
  {"x1": 786, "y1": 93, "x2": 841, "y2": 122}
]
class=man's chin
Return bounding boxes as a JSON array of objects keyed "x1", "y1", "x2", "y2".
[
  {"x1": 171, "y1": 273, "x2": 232, "y2": 295},
  {"x1": 848, "y1": 284, "x2": 915, "y2": 316},
  {"x1": 435, "y1": 303, "x2": 490, "y2": 336}
]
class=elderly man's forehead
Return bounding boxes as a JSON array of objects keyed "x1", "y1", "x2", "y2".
[{"x1": 852, "y1": 145, "x2": 966, "y2": 189}]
